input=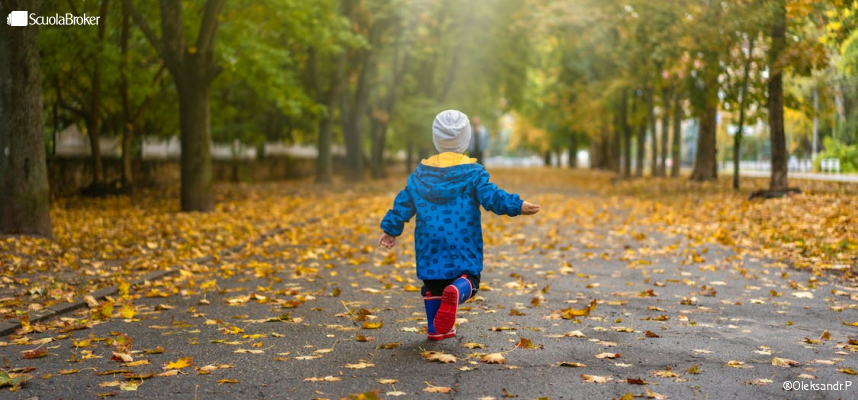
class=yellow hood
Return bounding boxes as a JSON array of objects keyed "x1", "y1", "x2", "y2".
[{"x1": 421, "y1": 152, "x2": 477, "y2": 168}]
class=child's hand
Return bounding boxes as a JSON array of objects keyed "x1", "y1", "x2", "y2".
[
  {"x1": 378, "y1": 232, "x2": 396, "y2": 249},
  {"x1": 521, "y1": 201, "x2": 541, "y2": 215}
]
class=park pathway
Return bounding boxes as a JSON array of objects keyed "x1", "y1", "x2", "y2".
[{"x1": 3, "y1": 169, "x2": 856, "y2": 400}]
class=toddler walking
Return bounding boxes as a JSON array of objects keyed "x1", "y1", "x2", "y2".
[{"x1": 378, "y1": 110, "x2": 540, "y2": 340}]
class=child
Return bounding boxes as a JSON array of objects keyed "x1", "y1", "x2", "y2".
[{"x1": 378, "y1": 110, "x2": 540, "y2": 340}]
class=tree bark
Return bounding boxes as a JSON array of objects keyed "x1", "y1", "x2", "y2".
[
  {"x1": 647, "y1": 88, "x2": 658, "y2": 177},
  {"x1": 568, "y1": 132, "x2": 578, "y2": 169},
  {"x1": 609, "y1": 113, "x2": 619, "y2": 171},
  {"x1": 636, "y1": 122, "x2": 645, "y2": 178},
  {"x1": 734, "y1": 36, "x2": 755, "y2": 190},
  {"x1": 0, "y1": 0, "x2": 53, "y2": 238},
  {"x1": 671, "y1": 91, "x2": 682, "y2": 178},
  {"x1": 659, "y1": 87, "x2": 670, "y2": 177},
  {"x1": 690, "y1": 105, "x2": 718, "y2": 181},
  {"x1": 313, "y1": 49, "x2": 344, "y2": 184},
  {"x1": 83, "y1": 0, "x2": 111, "y2": 191},
  {"x1": 176, "y1": 79, "x2": 213, "y2": 211},
  {"x1": 120, "y1": 0, "x2": 133, "y2": 189},
  {"x1": 690, "y1": 62, "x2": 719, "y2": 181},
  {"x1": 768, "y1": 0, "x2": 788, "y2": 190},
  {"x1": 621, "y1": 89, "x2": 631, "y2": 178},
  {"x1": 634, "y1": 93, "x2": 645, "y2": 178}
]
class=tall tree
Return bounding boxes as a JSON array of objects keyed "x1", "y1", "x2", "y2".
[
  {"x1": 621, "y1": 89, "x2": 632, "y2": 178},
  {"x1": 647, "y1": 87, "x2": 658, "y2": 176},
  {"x1": 733, "y1": 36, "x2": 755, "y2": 190},
  {"x1": 125, "y1": 0, "x2": 226, "y2": 212},
  {"x1": 0, "y1": 0, "x2": 53, "y2": 238},
  {"x1": 310, "y1": 47, "x2": 344, "y2": 184},
  {"x1": 768, "y1": 0, "x2": 788, "y2": 190},
  {"x1": 671, "y1": 91, "x2": 683, "y2": 178},
  {"x1": 658, "y1": 86, "x2": 670, "y2": 177},
  {"x1": 689, "y1": 0, "x2": 725, "y2": 182}
]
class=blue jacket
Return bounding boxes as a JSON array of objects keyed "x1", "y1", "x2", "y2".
[{"x1": 380, "y1": 154, "x2": 523, "y2": 280}]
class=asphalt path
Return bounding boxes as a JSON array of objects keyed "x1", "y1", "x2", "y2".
[{"x1": 3, "y1": 179, "x2": 857, "y2": 400}]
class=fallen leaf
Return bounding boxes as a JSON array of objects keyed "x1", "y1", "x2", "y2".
[
  {"x1": 561, "y1": 299, "x2": 597, "y2": 319},
  {"x1": 304, "y1": 375, "x2": 342, "y2": 382},
  {"x1": 423, "y1": 384, "x2": 454, "y2": 394},
  {"x1": 480, "y1": 353, "x2": 506, "y2": 364},
  {"x1": 772, "y1": 357, "x2": 801, "y2": 368},
  {"x1": 422, "y1": 351, "x2": 457, "y2": 363},
  {"x1": 580, "y1": 374, "x2": 612, "y2": 383},
  {"x1": 21, "y1": 348, "x2": 48, "y2": 359},
  {"x1": 344, "y1": 362, "x2": 375, "y2": 369},
  {"x1": 558, "y1": 362, "x2": 586, "y2": 367},
  {"x1": 162, "y1": 357, "x2": 193, "y2": 370}
]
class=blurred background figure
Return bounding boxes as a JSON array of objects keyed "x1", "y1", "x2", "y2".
[{"x1": 469, "y1": 116, "x2": 489, "y2": 165}]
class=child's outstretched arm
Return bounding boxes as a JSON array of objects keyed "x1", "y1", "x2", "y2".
[
  {"x1": 475, "y1": 169, "x2": 540, "y2": 216},
  {"x1": 379, "y1": 186, "x2": 417, "y2": 248}
]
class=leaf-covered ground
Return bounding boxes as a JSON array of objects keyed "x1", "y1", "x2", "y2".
[{"x1": 1, "y1": 169, "x2": 856, "y2": 399}]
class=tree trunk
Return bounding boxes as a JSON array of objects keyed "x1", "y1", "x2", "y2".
[
  {"x1": 632, "y1": 91, "x2": 644, "y2": 178},
  {"x1": 621, "y1": 89, "x2": 631, "y2": 178},
  {"x1": 0, "y1": 0, "x2": 53, "y2": 238},
  {"x1": 610, "y1": 114, "x2": 619, "y2": 171},
  {"x1": 369, "y1": 115, "x2": 388, "y2": 179},
  {"x1": 85, "y1": 0, "x2": 111, "y2": 190},
  {"x1": 177, "y1": 81, "x2": 213, "y2": 212},
  {"x1": 120, "y1": 0, "x2": 133, "y2": 189},
  {"x1": 316, "y1": 113, "x2": 335, "y2": 184},
  {"x1": 85, "y1": 116, "x2": 105, "y2": 188},
  {"x1": 405, "y1": 140, "x2": 414, "y2": 172},
  {"x1": 734, "y1": 36, "x2": 755, "y2": 190},
  {"x1": 768, "y1": 0, "x2": 788, "y2": 190},
  {"x1": 568, "y1": 133, "x2": 578, "y2": 169},
  {"x1": 690, "y1": 105, "x2": 718, "y2": 181},
  {"x1": 314, "y1": 51, "x2": 343, "y2": 185},
  {"x1": 690, "y1": 64, "x2": 719, "y2": 182},
  {"x1": 671, "y1": 91, "x2": 683, "y2": 178},
  {"x1": 543, "y1": 151, "x2": 551, "y2": 167},
  {"x1": 659, "y1": 87, "x2": 670, "y2": 177},
  {"x1": 121, "y1": 128, "x2": 133, "y2": 189},
  {"x1": 341, "y1": 49, "x2": 373, "y2": 182},
  {"x1": 648, "y1": 88, "x2": 658, "y2": 177},
  {"x1": 636, "y1": 122, "x2": 645, "y2": 178}
]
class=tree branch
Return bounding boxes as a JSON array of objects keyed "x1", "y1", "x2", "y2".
[
  {"x1": 122, "y1": 0, "x2": 165, "y2": 60},
  {"x1": 196, "y1": 0, "x2": 226, "y2": 52}
]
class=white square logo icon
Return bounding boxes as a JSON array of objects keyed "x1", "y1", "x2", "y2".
[{"x1": 7, "y1": 11, "x2": 28, "y2": 26}]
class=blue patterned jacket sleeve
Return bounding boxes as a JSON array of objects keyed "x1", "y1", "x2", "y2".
[
  {"x1": 474, "y1": 169, "x2": 523, "y2": 216},
  {"x1": 380, "y1": 187, "x2": 417, "y2": 236}
]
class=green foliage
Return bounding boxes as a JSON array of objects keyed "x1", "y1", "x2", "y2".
[
  {"x1": 839, "y1": 28, "x2": 858, "y2": 75},
  {"x1": 814, "y1": 137, "x2": 858, "y2": 172}
]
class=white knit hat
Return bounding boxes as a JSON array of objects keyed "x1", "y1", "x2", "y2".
[{"x1": 432, "y1": 110, "x2": 472, "y2": 154}]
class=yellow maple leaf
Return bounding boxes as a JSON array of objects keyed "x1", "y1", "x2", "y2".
[
  {"x1": 119, "y1": 303, "x2": 136, "y2": 319},
  {"x1": 162, "y1": 357, "x2": 194, "y2": 370}
]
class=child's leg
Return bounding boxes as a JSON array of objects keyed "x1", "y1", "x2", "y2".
[
  {"x1": 433, "y1": 273, "x2": 480, "y2": 335},
  {"x1": 422, "y1": 281, "x2": 456, "y2": 340}
]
